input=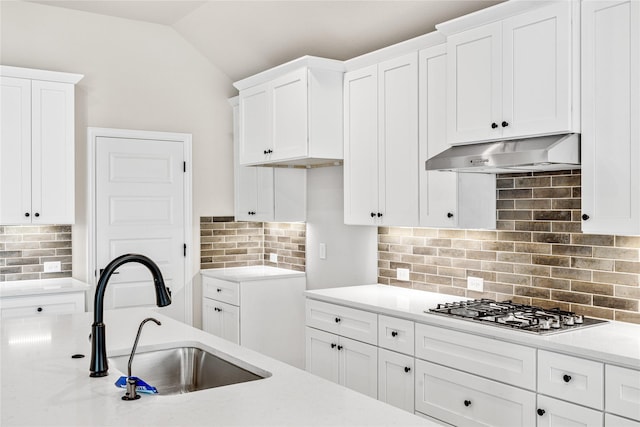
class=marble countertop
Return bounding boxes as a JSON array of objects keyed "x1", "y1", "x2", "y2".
[
  {"x1": 305, "y1": 284, "x2": 640, "y2": 370},
  {"x1": 0, "y1": 278, "x2": 91, "y2": 298},
  {"x1": 201, "y1": 265, "x2": 305, "y2": 282},
  {"x1": 1, "y1": 307, "x2": 432, "y2": 426}
]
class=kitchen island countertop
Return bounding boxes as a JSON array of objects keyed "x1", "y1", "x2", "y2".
[{"x1": 1, "y1": 306, "x2": 433, "y2": 426}]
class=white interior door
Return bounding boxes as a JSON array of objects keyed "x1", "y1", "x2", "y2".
[{"x1": 95, "y1": 135, "x2": 185, "y2": 317}]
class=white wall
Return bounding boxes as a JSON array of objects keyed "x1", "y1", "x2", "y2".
[
  {"x1": 306, "y1": 166, "x2": 377, "y2": 289},
  {"x1": 0, "y1": 2, "x2": 236, "y2": 312}
]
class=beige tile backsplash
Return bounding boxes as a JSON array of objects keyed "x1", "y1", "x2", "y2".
[
  {"x1": 200, "y1": 217, "x2": 305, "y2": 271},
  {"x1": 0, "y1": 225, "x2": 73, "y2": 281},
  {"x1": 378, "y1": 170, "x2": 640, "y2": 324}
]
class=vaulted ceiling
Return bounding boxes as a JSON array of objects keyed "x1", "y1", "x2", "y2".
[{"x1": 27, "y1": 0, "x2": 503, "y2": 82}]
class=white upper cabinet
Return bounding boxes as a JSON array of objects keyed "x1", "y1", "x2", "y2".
[
  {"x1": 231, "y1": 98, "x2": 306, "y2": 222},
  {"x1": 235, "y1": 57, "x2": 344, "y2": 167},
  {"x1": 344, "y1": 53, "x2": 419, "y2": 226},
  {"x1": 443, "y1": 1, "x2": 579, "y2": 145},
  {"x1": 581, "y1": 0, "x2": 640, "y2": 235},
  {"x1": 0, "y1": 66, "x2": 82, "y2": 225},
  {"x1": 418, "y1": 44, "x2": 496, "y2": 229}
]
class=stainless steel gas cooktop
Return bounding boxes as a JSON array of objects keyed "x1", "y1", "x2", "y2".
[{"x1": 427, "y1": 299, "x2": 608, "y2": 335}]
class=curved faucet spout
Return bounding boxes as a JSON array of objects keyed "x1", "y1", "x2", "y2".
[{"x1": 90, "y1": 254, "x2": 171, "y2": 377}]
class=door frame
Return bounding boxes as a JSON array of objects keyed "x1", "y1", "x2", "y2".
[{"x1": 87, "y1": 127, "x2": 193, "y2": 325}]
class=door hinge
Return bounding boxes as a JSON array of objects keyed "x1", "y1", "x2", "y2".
[
  {"x1": 183, "y1": 244, "x2": 187, "y2": 257},
  {"x1": 183, "y1": 161, "x2": 186, "y2": 173}
]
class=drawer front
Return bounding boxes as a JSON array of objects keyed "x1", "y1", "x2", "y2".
[
  {"x1": 378, "y1": 315, "x2": 414, "y2": 356},
  {"x1": 606, "y1": 365, "x2": 640, "y2": 421},
  {"x1": 538, "y1": 350, "x2": 604, "y2": 409},
  {"x1": 415, "y1": 359, "x2": 536, "y2": 427},
  {"x1": 202, "y1": 276, "x2": 239, "y2": 306},
  {"x1": 0, "y1": 292, "x2": 85, "y2": 318},
  {"x1": 606, "y1": 414, "x2": 640, "y2": 427},
  {"x1": 415, "y1": 323, "x2": 536, "y2": 390},
  {"x1": 536, "y1": 395, "x2": 603, "y2": 427},
  {"x1": 305, "y1": 299, "x2": 377, "y2": 345}
]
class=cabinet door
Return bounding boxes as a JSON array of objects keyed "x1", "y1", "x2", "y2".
[
  {"x1": 419, "y1": 45, "x2": 459, "y2": 227},
  {"x1": 0, "y1": 76, "x2": 31, "y2": 224},
  {"x1": 502, "y1": 2, "x2": 573, "y2": 138},
  {"x1": 606, "y1": 365, "x2": 640, "y2": 422},
  {"x1": 239, "y1": 83, "x2": 271, "y2": 165},
  {"x1": 536, "y1": 395, "x2": 603, "y2": 427},
  {"x1": 378, "y1": 53, "x2": 419, "y2": 226},
  {"x1": 271, "y1": 68, "x2": 308, "y2": 161},
  {"x1": 202, "y1": 299, "x2": 239, "y2": 344},
  {"x1": 446, "y1": 21, "x2": 503, "y2": 145},
  {"x1": 378, "y1": 348, "x2": 414, "y2": 413},
  {"x1": 343, "y1": 65, "x2": 378, "y2": 225},
  {"x1": 581, "y1": 0, "x2": 640, "y2": 235},
  {"x1": 305, "y1": 327, "x2": 340, "y2": 384},
  {"x1": 235, "y1": 166, "x2": 275, "y2": 222},
  {"x1": 339, "y1": 335, "x2": 378, "y2": 399},
  {"x1": 415, "y1": 360, "x2": 536, "y2": 427},
  {"x1": 606, "y1": 414, "x2": 640, "y2": 427},
  {"x1": 31, "y1": 80, "x2": 75, "y2": 224}
]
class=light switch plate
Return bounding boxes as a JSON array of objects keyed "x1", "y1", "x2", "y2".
[
  {"x1": 44, "y1": 261, "x2": 61, "y2": 273},
  {"x1": 269, "y1": 253, "x2": 278, "y2": 263},
  {"x1": 397, "y1": 268, "x2": 410, "y2": 281},
  {"x1": 319, "y1": 243, "x2": 326, "y2": 260},
  {"x1": 467, "y1": 276, "x2": 484, "y2": 292}
]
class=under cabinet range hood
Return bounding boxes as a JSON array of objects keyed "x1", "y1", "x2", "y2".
[{"x1": 425, "y1": 134, "x2": 580, "y2": 174}]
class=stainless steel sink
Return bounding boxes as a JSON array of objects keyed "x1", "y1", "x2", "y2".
[{"x1": 109, "y1": 346, "x2": 271, "y2": 395}]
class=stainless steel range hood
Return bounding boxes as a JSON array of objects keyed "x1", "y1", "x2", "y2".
[{"x1": 425, "y1": 134, "x2": 580, "y2": 174}]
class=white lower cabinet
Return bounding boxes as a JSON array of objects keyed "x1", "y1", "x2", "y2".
[
  {"x1": 536, "y1": 395, "x2": 603, "y2": 427},
  {"x1": 0, "y1": 292, "x2": 85, "y2": 318},
  {"x1": 378, "y1": 348, "x2": 414, "y2": 412},
  {"x1": 305, "y1": 326, "x2": 377, "y2": 398},
  {"x1": 415, "y1": 359, "x2": 536, "y2": 427}
]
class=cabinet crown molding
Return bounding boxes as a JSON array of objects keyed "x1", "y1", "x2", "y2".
[
  {"x1": 233, "y1": 55, "x2": 344, "y2": 91},
  {"x1": 436, "y1": 0, "x2": 558, "y2": 36},
  {"x1": 0, "y1": 65, "x2": 83, "y2": 84}
]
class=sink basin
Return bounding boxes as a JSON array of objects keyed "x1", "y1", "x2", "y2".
[{"x1": 109, "y1": 346, "x2": 271, "y2": 395}]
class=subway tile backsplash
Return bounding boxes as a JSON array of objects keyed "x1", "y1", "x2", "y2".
[
  {"x1": 378, "y1": 170, "x2": 640, "y2": 324},
  {"x1": 0, "y1": 225, "x2": 73, "y2": 281},
  {"x1": 200, "y1": 217, "x2": 305, "y2": 271}
]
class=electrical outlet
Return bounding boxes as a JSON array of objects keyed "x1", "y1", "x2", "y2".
[
  {"x1": 44, "y1": 261, "x2": 61, "y2": 273},
  {"x1": 397, "y1": 268, "x2": 410, "y2": 281},
  {"x1": 269, "y1": 253, "x2": 278, "y2": 263},
  {"x1": 467, "y1": 276, "x2": 484, "y2": 292}
]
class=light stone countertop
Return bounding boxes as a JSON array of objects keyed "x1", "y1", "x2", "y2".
[
  {"x1": 201, "y1": 266, "x2": 305, "y2": 282},
  {"x1": 0, "y1": 277, "x2": 91, "y2": 298},
  {"x1": 305, "y1": 284, "x2": 640, "y2": 369},
  {"x1": 0, "y1": 306, "x2": 434, "y2": 427}
]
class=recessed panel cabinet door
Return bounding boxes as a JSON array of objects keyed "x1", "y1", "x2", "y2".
[
  {"x1": 446, "y1": 22, "x2": 502, "y2": 145},
  {"x1": 31, "y1": 80, "x2": 75, "y2": 224},
  {"x1": 378, "y1": 53, "x2": 419, "y2": 226},
  {"x1": 343, "y1": 65, "x2": 378, "y2": 225},
  {"x1": 339, "y1": 335, "x2": 378, "y2": 399},
  {"x1": 0, "y1": 77, "x2": 31, "y2": 224},
  {"x1": 502, "y1": 1, "x2": 573, "y2": 138},
  {"x1": 271, "y1": 68, "x2": 308, "y2": 161},
  {"x1": 239, "y1": 83, "x2": 270, "y2": 164},
  {"x1": 202, "y1": 299, "x2": 239, "y2": 344},
  {"x1": 581, "y1": 0, "x2": 640, "y2": 235},
  {"x1": 305, "y1": 327, "x2": 340, "y2": 384},
  {"x1": 378, "y1": 348, "x2": 414, "y2": 413}
]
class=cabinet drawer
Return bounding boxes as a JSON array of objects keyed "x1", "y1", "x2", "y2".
[
  {"x1": 305, "y1": 299, "x2": 377, "y2": 345},
  {"x1": 415, "y1": 323, "x2": 536, "y2": 390},
  {"x1": 415, "y1": 359, "x2": 536, "y2": 427},
  {"x1": 538, "y1": 350, "x2": 604, "y2": 410},
  {"x1": 606, "y1": 365, "x2": 640, "y2": 421},
  {"x1": 0, "y1": 292, "x2": 85, "y2": 318},
  {"x1": 202, "y1": 276, "x2": 239, "y2": 306},
  {"x1": 536, "y1": 395, "x2": 603, "y2": 427},
  {"x1": 606, "y1": 414, "x2": 640, "y2": 427},
  {"x1": 378, "y1": 315, "x2": 414, "y2": 356}
]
